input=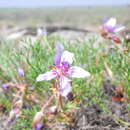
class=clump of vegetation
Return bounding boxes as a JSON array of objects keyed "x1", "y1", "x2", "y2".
[{"x1": 0, "y1": 17, "x2": 129, "y2": 130}]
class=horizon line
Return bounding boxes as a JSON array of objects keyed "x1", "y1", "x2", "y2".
[{"x1": 0, "y1": 4, "x2": 129, "y2": 8}]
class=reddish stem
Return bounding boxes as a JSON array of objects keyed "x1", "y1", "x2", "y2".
[
  {"x1": 41, "y1": 95, "x2": 54, "y2": 112},
  {"x1": 59, "y1": 94, "x2": 63, "y2": 110}
]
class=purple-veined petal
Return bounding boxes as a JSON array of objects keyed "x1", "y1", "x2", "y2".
[
  {"x1": 55, "y1": 53, "x2": 62, "y2": 65},
  {"x1": 55, "y1": 43, "x2": 64, "y2": 65},
  {"x1": 59, "y1": 76, "x2": 72, "y2": 97},
  {"x1": 60, "y1": 51, "x2": 74, "y2": 65},
  {"x1": 36, "y1": 70, "x2": 57, "y2": 81},
  {"x1": 113, "y1": 26, "x2": 125, "y2": 33},
  {"x1": 104, "y1": 25, "x2": 115, "y2": 33},
  {"x1": 68, "y1": 66, "x2": 91, "y2": 78},
  {"x1": 104, "y1": 17, "x2": 116, "y2": 27}
]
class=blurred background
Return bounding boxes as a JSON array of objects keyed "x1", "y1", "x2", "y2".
[{"x1": 0, "y1": 0, "x2": 130, "y2": 39}]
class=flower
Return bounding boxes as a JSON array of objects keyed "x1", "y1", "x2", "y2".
[
  {"x1": 37, "y1": 28, "x2": 47, "y2": 37},
  {"x1": 18, "y1": 67, "x2": 25, "y2": 76},
  {"x1": 36, "y1": 44, "x2": 90, "y2": 97},
  {"x1": 2, "y1": 83, "x2": 10, "y2": 89},
  {"x1": 102, "y1": 17, "x2": 125, "y2": 33},
  {"x1": 35, "y1": 123, "x2": 44, "y2": 130},
  {"x1": 101, "y1": 18, "x2": 125, "y2": 43}
]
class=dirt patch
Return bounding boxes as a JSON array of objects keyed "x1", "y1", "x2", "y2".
[
  {"x1": 47, "y1": 80, "x2": 130, "y2": 130},
  {"x1": 75, "y1": 105, "x2": 120, "y2": 130}
]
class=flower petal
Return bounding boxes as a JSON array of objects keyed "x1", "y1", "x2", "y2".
[
  {"x1": 68, "y1": 66, "x2": 91, "y2": 78},
  {"x1": 104, "y1": 26, "x2": 115, "y2": 33},
  {"x1": 105, "y1": 17, "x2": 116, "y2": 27},
  {"x1": 55, "y1": 53, "x2": 62, "y2": 65},
  {"x1": 113, "y1": 26, "x2": 125, "y2": 33},
  {"x1": 60, "y1": 76, "x2": 72, "y2": 97},
  {"x1": 55, "y1": 43, "x2": 64, "y2": 65},
  {"x1": 36, "y1": 70, "x2": 57, "y2": 81},
  {"x1": 60, "y1": 51, "x2": 74, "y2": 65}
]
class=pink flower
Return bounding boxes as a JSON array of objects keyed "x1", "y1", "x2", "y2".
[
  {"x1": 36, "y1": 44, "x2": 90, "y2": 97},
  {"x1": 103, "y1": 17, "x2": 125, "y2": 33}
]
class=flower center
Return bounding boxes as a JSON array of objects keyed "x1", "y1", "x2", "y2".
[{"x1": 55, "y1": 61, "x2": 70, "y2": 76}]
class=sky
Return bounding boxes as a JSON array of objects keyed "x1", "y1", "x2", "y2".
[{"x1": 0, "y1": 0, "x2": 130, "y2": 8}]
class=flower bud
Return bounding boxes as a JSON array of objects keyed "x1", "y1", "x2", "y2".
[
  {"x1": 13, "y1": 99, "x2": 23, "y2": 110},
  {"x1": 33, "y1": 111, "x2": 44, "y2": 129},
  {"x1": 48, "y1": 106, "x2": 57, "y2": 114},
  {"x1": 112, "y1": 36, "x2": 122, "y2": 43},
  {"x1": 67, "y1": 92, "x2": 74, "y2": 101}
]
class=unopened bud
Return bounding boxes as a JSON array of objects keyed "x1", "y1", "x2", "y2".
[
  {"x1": 33, "y1": 111, "x2": 44, "y2": 129},
  {"x1": 67, "y1": 92, "x2": 74, "y2": 101},
  {"x1": 112, "y1": 36, "x2": 122, "y2": 43},
  {"x1": 48, "y1": 106, "x2": 57, "y2": 114},
  {"x1": 13, "y1": 99, "x2": 23, "y2": 109}
]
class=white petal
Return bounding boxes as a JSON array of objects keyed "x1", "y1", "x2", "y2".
[
  {"x1": 36, "y1": 70, "x2": 57, "y2": 81},
  {"x1": 68, "y1": 66, "x2": 91, "y2": 78},
  {"x1": 60, "y1": 51, "x2": 74, "y2": 65},
  {"x1": 105, "y1": 18, "x2": 116, "y2": 27},
  {"x1": 114, "y1": 26, "x2": 125, "y2": 32},
  {"x1": 60, "y1": 76, "x2": 72, "y2": 97}
]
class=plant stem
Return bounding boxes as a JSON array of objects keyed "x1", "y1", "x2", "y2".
[
  {"x1": 58, "y1": 93, "x2": 63, "y2": 111},
  {"x1": 41, "y1": 95, "x2": 54, "y2": 112}
]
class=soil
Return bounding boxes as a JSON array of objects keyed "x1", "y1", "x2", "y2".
[
  {"x1": 46, "y1": 79, "x2": 130, "y2": 130},
  {"x1": 74, "y1": 80, "x2": 130, "y2": 130}
]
